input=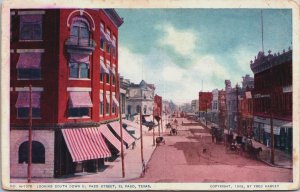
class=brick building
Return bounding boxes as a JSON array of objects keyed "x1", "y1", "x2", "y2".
[
  {"x1": 154, "y1": 94, "x2": 162, "y2": 119},
  {"x1": 198, "y1": 92, "x2": 212, "y2": 121},
  {"x1": 250, "y1": 49, "x2": 292, "y2": 152},
  {"x1": 9, "y1": 9, "x2": 132, "y2": 178}
]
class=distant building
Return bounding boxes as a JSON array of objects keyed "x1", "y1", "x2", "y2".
[
  {"x1": 126, "y1": 80, "x2": 155, "y2": 116},
  {"x1": 250, "y1": 49, "x2": 292, "y2": 152},
  {"x1": 120, "y1": 77, "x2": 131, "y2": 117},
  {"x1": 154, "y1": 94, "x2": 162, "y2": 119},
  {"x1": 191, "y1": 99, "x2": 199, "y2": 113},
  {"x1": 218, "y1": 90, "x2": 226, "y2": 129},
  {"x1": 198, "y1": 92, "x2": 212, "y2": 121},
  {"x1": 224, "y1": 80, "x2": 242, "y2": 132},
  {"x1": 239, "y1": 74, "x2": 254, "y2": 136},
  {"x1": 211, "y1": 89, "x2": 219, "y2": 124}
]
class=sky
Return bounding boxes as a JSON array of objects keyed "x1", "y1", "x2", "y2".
[{"x1": 116, "y1": 9, "x2": 292, "y2": 104}]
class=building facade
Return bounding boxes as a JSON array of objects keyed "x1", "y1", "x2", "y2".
[
  {"x1": 126, "y1": 80, "x2": 155, "y2": 116},
  {"x1": 10, "y1": 9, "x2": 124, "y2": 177},
  {"x1": 198, "y1": 92, "x2": 213, "y2": 121},
  {"x1": 250, "y1": 49, "x2": 292, "y2": 152},
  {"x1": 211, "y1": 89, "x2": 219, "y2": 124},
  {"x1": 191, "y1": 99, "x2": 199, "y2": 113}
]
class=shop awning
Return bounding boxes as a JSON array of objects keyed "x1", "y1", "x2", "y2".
[
  {"x1": 112, "y1": 96, "x2": 119, "y2": 107},
  {"x1": 100, "y1": 60, "x2": 110, "y2": 74},
  {"x1": 98, "y1": 124, "x2": 125, "y2": 152},
  {"x1": 62, "y1": 127, "x2": 111, "y2": 162},
  {"x1": 70, "y1": 53, "x2": 90, "y2": 64},
  {"x1": 111, "y1": 65, "x2": 116, "y2": 76},
  {"x1": 69, "y1": 92, "x2": 93, "y2": 108},
  {"x1": 264, "y1": 124, "x2": 281, "y2": 135},
  {"x1": 122, "y1": 119, "x2": 141, "y2": 139},
  {"x1": 15, "y1": 91, "x2": 41, "y2": 108},
  {"x1": 108, "y1": 121, "x2": 135, "y2": 146},
  {"x1": 16, "y1": 53, "x2": 42, "y2": 69},
  {"x1": 100, "y1": 93, "x2": 103, "y2": 102}
]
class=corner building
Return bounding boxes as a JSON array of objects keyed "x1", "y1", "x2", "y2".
[{"x1": 10, "y1": 9, "x2": 123, "y2": 177}]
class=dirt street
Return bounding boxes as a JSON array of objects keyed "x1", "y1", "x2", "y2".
[{"x1": 131, "y1": 118, "x2": 292, "y2": 183}]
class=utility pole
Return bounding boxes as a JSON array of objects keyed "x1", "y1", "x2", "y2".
[
  {"x1": 140, "y1": 112, "x2": 145, "y2": 175},
  {"x1": 270, "y1": 66, "x2": 275, "y2": 164},
  {"x1": 152, "y1": 107, "x2": 155, "y2": 146},
  {"x1": 205, "y1": 100, "x2": 208, "y2": 127},
  {"x1": 118, "y1": 75, "x2": 125, "y2": 178},
  {"x1": 236, "y1": 84, "x2": 240, "y2": 135},
  {"x1": 27, "y1": 85, "x2": 32, "y2": 183}
]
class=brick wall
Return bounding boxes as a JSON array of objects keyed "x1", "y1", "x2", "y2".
[{"x1": 10, "y1": 130, "x2": 54, "y2": 178}]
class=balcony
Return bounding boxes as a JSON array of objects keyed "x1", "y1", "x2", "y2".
[{"x1": 65, "y1": 36, "x2": 96, "y2": 55}]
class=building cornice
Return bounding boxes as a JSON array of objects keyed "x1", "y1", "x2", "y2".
[{"x1": 103, "y1": 9, "x2": 124, "y2": 28}]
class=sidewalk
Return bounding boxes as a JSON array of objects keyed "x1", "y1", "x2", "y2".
[
  {"x1": 198, "y1": 119, "x2": 292, "y2": 169},
  {"x1": 11, "y1": 135, "x2": 157, "y2": 183}
]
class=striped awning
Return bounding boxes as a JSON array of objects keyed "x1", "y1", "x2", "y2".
[
  {"x1": 112, "y1": 96, "x2": 119, "y2": 107},
  {"x1": 98, "y1": 124, "x2": 125, "y2": 152},
  {"x1": 108, "y1": 121, "x2": 135, "y2": 146},
  {"x1": 61, "y1": 127, "x2": 111, "y2": 162},
  {"x1": 122, "y1": 119, "x2": 141, "y2": 139}
]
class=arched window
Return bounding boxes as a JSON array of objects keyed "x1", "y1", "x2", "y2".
[
  {"x1": 136, "y1": 105, "x2": 141, "y2": 113},
  {"x1": 127, "y1": 105, "x2": 131, "y2": 115},
  {"x1": 19, "y1": 141, "x2": 45, "y2": 164},
  {"x1": 71, "y1": 17, "x2": 90, "y2": 43},
  {"x1": 143, "y1": 105, "x2": 147, "y2": 114}
]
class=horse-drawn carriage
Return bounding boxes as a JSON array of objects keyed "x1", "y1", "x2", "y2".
[
  {"x1": 211, "y1": 126, "x2": 224, "y2": 144},
  {"x1": 225, "y1": 135, "x2": 263, "y2": 159}
]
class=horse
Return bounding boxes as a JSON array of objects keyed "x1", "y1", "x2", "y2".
[
  {"x1": 156, "y1": 137, "x2": 166, "y2": 145},
  {"x1": 248, "y1": 146, "x2": 262, "y2": 159},
  {"x1": 170, "y1": 128, "x2": 178, "y2": 135}
]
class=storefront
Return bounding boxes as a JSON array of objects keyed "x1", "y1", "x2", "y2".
[{"x1": 253, "y1": 116, "x2": 292, "y2": 152}]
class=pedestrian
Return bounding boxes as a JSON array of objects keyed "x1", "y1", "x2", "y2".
[{"x1": 132, "y1": 141, "x2": 136, "y2": 150}]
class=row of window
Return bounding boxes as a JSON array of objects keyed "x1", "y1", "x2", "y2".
[
  {"x1": 15, "y1": 91, "x2": 118, "y2": 119},
  {"x1": 12, "y1": 13, "x2": 118, "y2": 48}
]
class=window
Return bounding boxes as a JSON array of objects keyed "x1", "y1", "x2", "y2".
[
  {"x1": 19, "y1": 141, "x2": 45, "y2": 164},
  {"x1": 112, "y1": 75, "x2": 116, "y2": 85},
  {"x1": 100, "y1": 73, "x2": 104, "y2": 82},
  {"x1": 70, "y1": 17, "x2": 90, "y2": 45},
  {"x1": 16, "y1": 53, "x2": 42, "y2": 80},
  {"x1": 16, "y1": 91, "x2": 41, "y2": 119},
  {"x1": 18, "y1": 69, "x2": 41, "y2": 79},
  {"x1": 68, "y1": 108, "x2": 89, "y2": 117},
  {"x1": 17, "y1": 108, "x2": 40, "y2": 118},
  {"x1": 112, "y1": 35, "x2": 116, "y2": 57},
  {"x1": 69, "y1": 63, "x2": 89, "y2": 79},
  {"x1": 68, "y1": 91, "x2": 92, "y2": 118},
  {"x1": 106, "y1": 92, "x2": 110, "y2": 114},
  {"x1": 136, "y1": 105, "x2": 141, "y2": 113},
  {"x1": 143, "y1": 106, "x2": 147, "y2": 114},
  {"x1": 106, "y1": 29, "x2": 111, "y2": 53},
  {"x1": 100, "y1": 92, "x2": 104, "y2": 115},
  {"x1": 20, "y1": 15, "x2": 42, "y2": 40},
  {"x1": 100, "y1": 38, "x2": 105, "y2": 50}
]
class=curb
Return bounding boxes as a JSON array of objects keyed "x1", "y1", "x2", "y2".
[{"x1": 259, "y1": 158, "x2": 292, "y2": 169}]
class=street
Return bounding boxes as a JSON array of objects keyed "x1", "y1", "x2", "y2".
[{"x1": 131, "y1": 118, "x2": 292, "y2": 183}]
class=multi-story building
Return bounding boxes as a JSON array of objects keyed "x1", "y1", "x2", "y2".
[
  {"x1": 224, "y1": 80, "x2": 243, "y2": 133},
  {"x1": 126, "y1": 80, "x2": 155, "y2": 116},
  {"x1": 218, "y1": 90, "x2": 226, "y2": 129},
  {"x1": 154, "y1": 95, "x2": 162, "y2": 118},
  {"x1": 191, "y1": 99, "x2": 199, "y2": 113},
  {"x1": 10, "y1": 9, "x2": 126, "y2": 178},
  {"x1": 211, "y1": 89, "x2": 219, "y2": 124},
  {"x1": 198, "y1": 92, "x2": 212, "y2": 121},
  {"x1": 120, "y1": 76, "x2": 130, "y2": 118},
  {"x1": 250, "y1": 49, "x2": 292, "y2": 152},
  {"x1": 239, "y1": 74, "x2": 254, "y2": 136}
]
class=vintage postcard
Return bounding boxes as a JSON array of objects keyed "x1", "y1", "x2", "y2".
[{"x1": 1, "y1": 0, "x2": 299, "y2": 190}]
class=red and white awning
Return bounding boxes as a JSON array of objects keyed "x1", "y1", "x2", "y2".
[
  {"x1": 15, "y1": 91, "x2": 41, "y2": 108},
  {"x1": 122, "y1": 119, "x2": 141, "y2": 139},
  {"x1": 108, "y1": 121, "x2": 135, "y2": 146},
  {"x1": 62, "y1": 127, "x2": 111, "y2": 162},
  {"x1": 69, "y1": 91, "x2": 93, "y2": 108},
  {"x1": 112, "y1": 96, "x2": 119, "y2": 107},
  {"x1": 98, "y1": 124, "x2": 125, "y2": 152}
]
